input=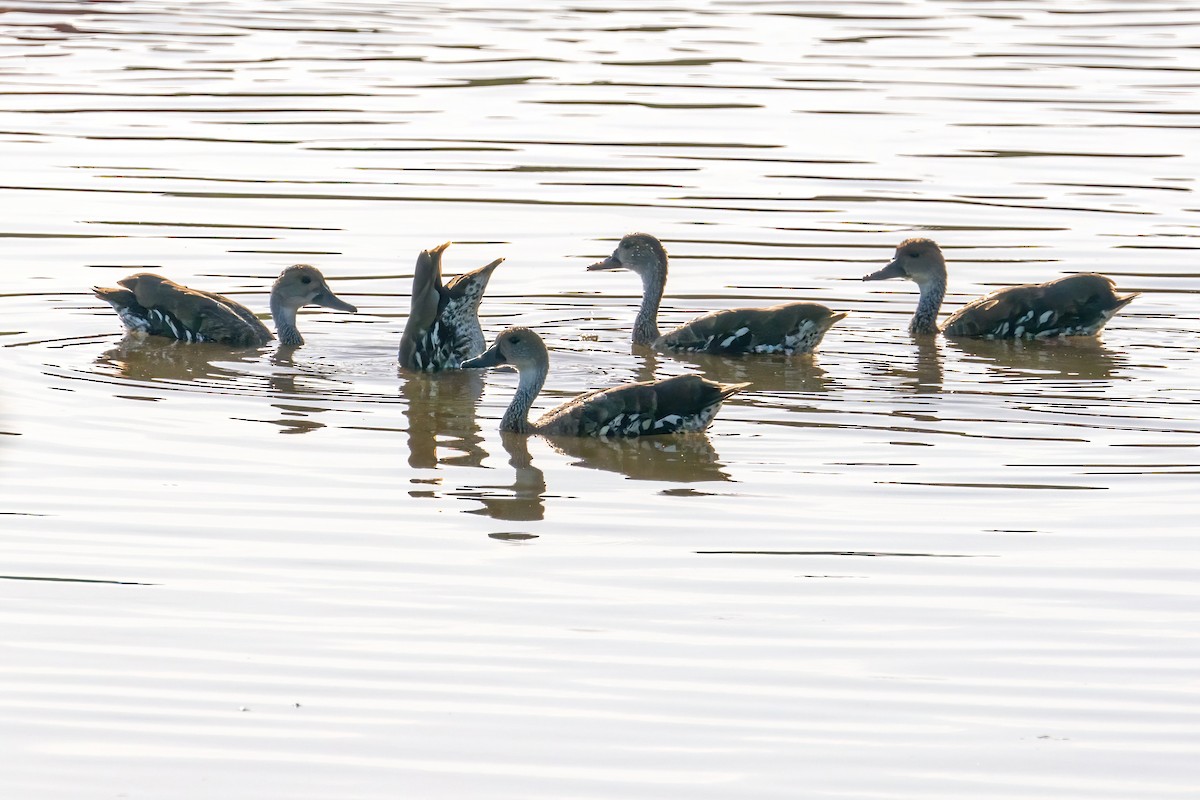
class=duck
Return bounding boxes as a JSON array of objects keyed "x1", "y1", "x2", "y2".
[
  {"x1": 588, "y1": 232, "x2": 846, "y2": 355},
  {"x1": 94, "y1": 264, "x2": 357, "y2": 347},
  {"x1": 862, "y1": 238, "x2": 1138, "y2": 338},
  {"x1": 461, "y1": 326, "x2": 749, "y2": 437},
  {"x1": 399, "y1": 242, "x2": 504, "y2": 372}
]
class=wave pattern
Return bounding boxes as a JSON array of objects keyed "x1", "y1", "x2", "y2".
[{"x1": 1, "y1": 1, "x2": 1199, "y2": 798}]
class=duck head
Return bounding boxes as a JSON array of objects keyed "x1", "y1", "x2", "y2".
[
  {"x1": 862, "y1": 238, "x2": 948, "y2": 290},
  {"x1": 587, "y1": 232, "x2": 669, "y2": 280},
  {"x1": 271, "y1": 264, "x2": 357, "y2": 313},
  {"x1": 269, "y1": 264, "x2": 357, "y2": 347},
  {"x1": 462, "y1": 326, "x2": 549, "y2": 373}
]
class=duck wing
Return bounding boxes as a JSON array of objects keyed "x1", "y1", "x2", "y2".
[
  {"x1": 191, "y1": 287, "x2": 272, "y2": 343},
  {"x1": 399, "y1": 243, "x2": 451, "y2": 370},
  {"x1": 399, "y1": 243, "x2": 503, "y2": 371}
]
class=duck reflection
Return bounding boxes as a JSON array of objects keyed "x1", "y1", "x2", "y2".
[
  {"x1": 904, "y1": 336, "x2": 944, "y2": 394},
  {"x1": 634, "y1": 348, "x2": 832, "y2": 394},
  {"x1": 95, "y1": 336, "x2": 261, "y2": 383},
  {"x1": 947, "y1": 335, "x2": 1126, "y2": 381},
  {"x1": 400, "y1": 369, "x2": 487, "y2": 468},
  {"x1": 457, "y1": 432, "x2": 547, "y2": 521},
  {"x1": 266, "y1": 345, "x2": 353, "y2": 398},
  {"x1": 545, "y1": 431, "x2": 731, "y2": 483}
]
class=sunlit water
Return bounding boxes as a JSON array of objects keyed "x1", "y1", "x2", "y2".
[{"x1": 2, "y1": 1, "x2": 1199, "y2": 797}]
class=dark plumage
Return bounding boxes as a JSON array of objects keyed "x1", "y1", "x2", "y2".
[
  {"x1": 862, "y1": 238, "x2": 1137, "y2": 338},
  {"x1": 399, "y1": 242, "x2": 503, "y2": 372},
  {"x1": 588, "y1": 232, "x2": 845, "y2": 354},
  {"x1": 94, "y1": 265, "x2": 357, "y2": 347},
  {"x1": 461, "y1": 327, "x2": 748, "y2": 437}
]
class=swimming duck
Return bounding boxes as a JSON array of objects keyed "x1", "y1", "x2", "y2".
[
  {"x1": 399, "y1": 242, "x2": 504, "y2": 372},
  {"x1": 863, "y1": 238, "x2": 1137, "y2": 338},
  {"x1": 461, "y1": 327, "x2": 749, "y2": 437},
  {"x1": 94, "y1": 264, "x2": 357, "y2": 347},
  {"x1": 588, "y1": 232, "x2": 846, "y2": 354}
]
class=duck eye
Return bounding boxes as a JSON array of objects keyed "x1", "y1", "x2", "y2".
[
  {"x1": 907, "y1": 251, "x2": 921, "y2": 259},
  {"x1": 301, "y1": 276, "x2": 312, "y2": 284},
  {"x1": 508, "y1": 335, "x2": 520, "y2": 344}
]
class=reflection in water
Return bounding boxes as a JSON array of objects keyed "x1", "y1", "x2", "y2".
[
  {"x1": 947, "y1": 336, "x2": 1127, "y2": 382},
  {"x1": 401, "y1": 369, "x2": 486, "y2": 469},
  {"x1": 95, "y1": 335, "x2": 261, "y2": 385},
  {"x1": 458, "y1": 433, "x2": 547, "y2": 522},
  {"x1": 93, "y1": 337, "x2": 368, "y2": 434},
  {"x1": 902, "y1": 336, "x2": 944, "y2": 395},
  {"x1": 3, "y1": 2, "x2": 1198, "y2": 797},
  {"x1": 545, "y1": 432, "x2": 730, "y2": 483},
  {"x1": 861, "y1": 336, "x2": 945, "y2": 395},
  {"x1": 636, "y1": 347, "x2": 832, "y2": 395}
]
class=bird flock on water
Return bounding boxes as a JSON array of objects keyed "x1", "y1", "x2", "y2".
[{"x1": 94, "y1": 233, "x2": 1138, "y2": 438}]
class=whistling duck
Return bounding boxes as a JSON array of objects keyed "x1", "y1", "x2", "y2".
[
  {"x1": 94, "y1": 265, "x2": 357, "y2": 347},
  {"x1": 462, "y1": 327, "x2": 748, "y2": 437},
  {"x1": 399, "y1": 242, "x2": 503, "y2": 371},
  {"x1": 588, "y1": 232, "x2": 846, "y2": 354},
  {"x1": 863, "y1": 238, "x2": 1137, "y2": 338}
]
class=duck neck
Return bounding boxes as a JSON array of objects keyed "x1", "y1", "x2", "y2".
[
  {"x1": 910, "y1": 276, "x2": 945, "y2": 336},
  {"x1": 632, "y1": 268, "x2": 665, "y2": 347},
  {"x1": 270, "y1": 296, "x2": 304, "y2": 346},
  {"x1": 501, "y1": 364, "x2": 547, "y2": 434}
]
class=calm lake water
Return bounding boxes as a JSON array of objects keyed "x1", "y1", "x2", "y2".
[{"x1": 2, "y1": 1, "x2": 1199, "y2": 797}]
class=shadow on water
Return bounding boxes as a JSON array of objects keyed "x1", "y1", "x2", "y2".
[
  {"x1": 946, "y1": 336, "x2": 1128, "y2": 382},
  {"x1": 633, "y1": 348, "x2": 833, "y2": 394},
  {"x1": 454, "y1": 426, "x2": 731, "y2": 522},
  {"x1": 400, "y1": 369, "x2": 487, "y2": 469},
  {"x1": 859, "y1": 336, "x2": 945, "y2": 395},
  {"x1": 457, "y1": 432, "x2": 547, "y2": 522},
  {"x1": 545, "y1": 431, "x2": 731, "y2": 483},
  {"x1": 860, "y1": 335, "x2": 1127, "y2": 392},
  {"x1": 94, "y1": 335, "x2": 263, "y2": 385},
  {"x1": 88, "y1": 337, "x2": 386, "y2": 434}
]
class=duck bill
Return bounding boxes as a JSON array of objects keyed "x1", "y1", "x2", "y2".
[
  {"x1": 862, "y1": 259, "x2": 906, "y2": 281},
  {"x1": 461, "y1": 344, "x2": 505, "y2": 369},
  {"x1": 587, "y1": 254, "x2": 623, "y2": 271},
  {"x1": 312, "y1": 287, "x2": 357, "y2": 313}
]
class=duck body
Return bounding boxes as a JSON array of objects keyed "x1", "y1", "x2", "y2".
[
  {"x1": 941, "y1": 274, "x2": 1135, "y2": 339},
  {"x1": 589, "y1": 233, "x2": 845, "y2": 354},
  {"x1": 95, "y1": 274, "x2": 271, "y2": 346},
  {"x1": 399, "y1": 242, "x2": 503, "y2": 372},
  {"x1": 657, "y1": 302, "x2": 847, "y2": 355},
  {"x1": 535, "y1": 373, "x2": 741, "y2": 437},
  {"x1": 94, "y1": 265, "x2": 357, "y2": 347},
  {"x1": 863, "y1": 238, "x2": 1137, "y2": 338},
  {"x1": 461, "y1": 327, "x2": 748, "y2": 437}
]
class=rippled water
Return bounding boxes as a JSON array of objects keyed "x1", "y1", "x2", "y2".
[{"x1": 2, "y1": 1, "x2": 1199, "y2": 797}]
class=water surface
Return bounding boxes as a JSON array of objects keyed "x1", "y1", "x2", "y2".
[{"x1": 2, "y1": 2, "x2": 1199, "y2": 798}]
